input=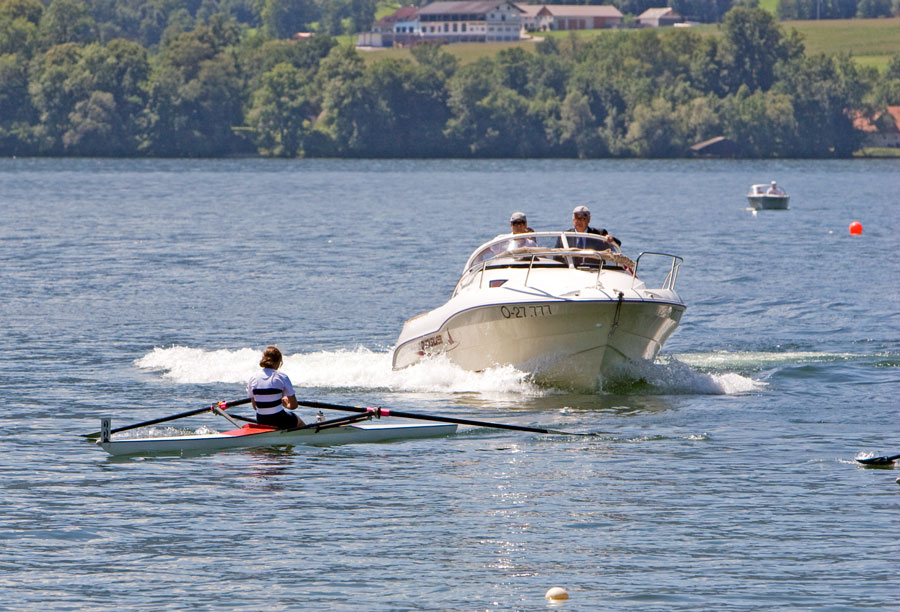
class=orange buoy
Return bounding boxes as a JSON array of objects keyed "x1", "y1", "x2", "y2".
[{"x1": 849, "y1": 221, "x2": 863, "y2": 235}]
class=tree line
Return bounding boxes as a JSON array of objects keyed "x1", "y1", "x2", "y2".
[
  {"x1": 2, "y1": 0, "x2": 899, "y2": 158},
  {"x1": 777, "y1": 0, "x2": 898, "y2": 20}
]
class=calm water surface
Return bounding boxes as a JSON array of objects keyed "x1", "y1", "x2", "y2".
[{"x1": 1, "y1": 158, "x2": 898, "y2": 611}]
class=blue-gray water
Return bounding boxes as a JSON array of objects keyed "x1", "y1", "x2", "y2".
[{"x1": 1, "y1": 158, "x2": 898, "y2": 611}]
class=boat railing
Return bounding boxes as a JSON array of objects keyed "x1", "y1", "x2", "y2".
[
  {"x1": 631, "y1": 252, "x2": 683, "y2": 291},
  {"x1": 453, "y1": 233, "x2": 679, "y2": 296},
  {"x1": 452, "y1": 246, "x2": 639, "y2": 297},
  {"x1": 464, "y1": 232, "x2": 631, "y2": 270}
]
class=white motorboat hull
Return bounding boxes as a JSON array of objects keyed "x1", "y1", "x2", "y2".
[
  {"x1": 747, "y1": 195, "x2": 789, "y2": 210},
  {"x1": 394, "y1": 296, "x2": 683, "y2": 389},
  {"x1": 99, "y1": 422, "x2": 458, "y2": 456}
]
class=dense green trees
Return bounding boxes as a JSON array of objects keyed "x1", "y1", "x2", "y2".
[
  {"x1": 40, "y1": 0, "x2": 97, "y2": 47},
  {"x1": 777, "y1": 0, "x2": 898, "y2": 19},
  {"x1": 0, "y1": 1, "x2": 894, "y2": 159},
  {"x1": 143, "y1": 17, "x2": 247, "y2": 156}
]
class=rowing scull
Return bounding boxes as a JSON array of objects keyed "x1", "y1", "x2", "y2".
[{"x1": 97, "y1": 418, "x2": 457, "y2": 457}]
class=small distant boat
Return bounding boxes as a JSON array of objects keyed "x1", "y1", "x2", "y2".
[
  {"x1": 747, "y1": 182, "x2": 789, "y2": 210},
  {"x1": 97, "y1": 418, "x2": 457, "y2": 457}
]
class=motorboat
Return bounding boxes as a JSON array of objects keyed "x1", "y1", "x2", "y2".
[
  {"x1": 392, "y1": 231, "x2": 685, "y2": 389},
  {"x1": 747, "y1": 183, "x2": 789, "y2": 210}
]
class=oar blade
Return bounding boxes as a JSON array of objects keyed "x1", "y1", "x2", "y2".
[{"x1": 83, "y1": 397, "x2": 251, "y2": 439}]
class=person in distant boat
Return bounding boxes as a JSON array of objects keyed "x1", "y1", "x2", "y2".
[
  {"x1": 766, "y1": 181, "x2": 785, "y2": 196},
  {"x1": 247, "y1": 346, "x2": 305, "y2": 429}
]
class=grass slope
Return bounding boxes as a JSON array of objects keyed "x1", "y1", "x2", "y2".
[{"x1": 785, "y1": 17, "x2": 900, "y2": 70}]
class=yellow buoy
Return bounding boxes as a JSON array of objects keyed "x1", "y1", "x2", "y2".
[{"x1": 545, "y1": 587, "x2": 569, "y2": 601}]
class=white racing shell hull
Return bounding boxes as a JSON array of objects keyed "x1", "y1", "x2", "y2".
[
  {"x1": 99, "y1": 422, "x2": 457, "y2": 457},
  {"x1": 393, "y1": 235, "x2": 686, "y2": 390}
]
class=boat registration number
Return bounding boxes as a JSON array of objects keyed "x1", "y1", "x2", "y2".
[
  {"x1": 500, "y1": 305, "x2": 553, "y2": 319},
  {"x1": 420, "y1": 335, "x2": 445, "y2": 352}
]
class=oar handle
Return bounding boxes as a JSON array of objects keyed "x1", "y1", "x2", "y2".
[
  {"x1": 296, "y1": 400, "x2": 596, "y2": 436},
  {"x1": 84, "y1": 397, "x2": 252, "y2": 439}
]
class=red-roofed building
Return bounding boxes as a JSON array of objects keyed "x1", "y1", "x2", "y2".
[
  {"x1": 359, "y1": 6, "x2": 421, "y2": 47},
  {"x1": 852, "y1": 106, "x2": 900, "y2": 148},
  {"x1": 371, "y1": 6, "x2": 420, "y2": 33}
]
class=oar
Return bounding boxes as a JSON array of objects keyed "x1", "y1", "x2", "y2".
[
  {"x1": 211, "y1": 402, "x2": 244, "y2": 429},
  {"x1": 83, "y1": 398, "x2": 252, "y2": 439},
  {"x1": 296, "y1": 400, "x2": 603, "y2": 436},
  {"x1": 856, "y1": 453, "x2": 900, "y2": 466}
]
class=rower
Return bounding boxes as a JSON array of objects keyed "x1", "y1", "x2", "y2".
[{"x1": 247, "y1": 346, "x2": 305, "y2": 429}]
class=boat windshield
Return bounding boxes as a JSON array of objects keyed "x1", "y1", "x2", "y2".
[{"x1": 465, "y1": 231, "x2": 623, "y2": 272}]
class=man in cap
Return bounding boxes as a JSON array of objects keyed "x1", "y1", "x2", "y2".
[
  {"x1": 766, "y1": 181, "x2": 785, "y2": 196},
  {"x1": 555, "y1": 205, "x2": 620, "y2": 267},
  {"x1": 566, "y1": 205, "x2": 620, "y2": 250}
]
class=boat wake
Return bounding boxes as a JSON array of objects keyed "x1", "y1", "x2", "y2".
[
  {"x1": 134, "y1": 346, "x2": 541, "y2": 397},
  {"x1": 671, "y1": 350, "x2": 859, "y2": 370},
  {"x1": 603, "y1": 357, "x2": 764, "y2": 395},
  {"x1": 133, "y1": 345, "x2": 782, "y2": 397}
]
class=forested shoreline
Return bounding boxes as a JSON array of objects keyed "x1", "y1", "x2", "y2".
[{"x1": 2, "y1": 0, "x2": 900, "y2": 158}]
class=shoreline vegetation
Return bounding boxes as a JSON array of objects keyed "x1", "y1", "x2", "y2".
[{"x1": 1, "y1": 1, "x2": 899, "y2": 159}]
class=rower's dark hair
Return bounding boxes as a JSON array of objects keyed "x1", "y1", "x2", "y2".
[{"x1": 260, "y1": 345, "x2": 283, "y2": 369}]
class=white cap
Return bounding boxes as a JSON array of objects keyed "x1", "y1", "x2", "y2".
[
  {"x1": 771, "y1": 180, "x2": 777, "y2": 185},
  {"x1": 510, "y1": 211, "x2": 527, "y2": 223},
  {"x1": 573, "y1": 205, "x2": 590, "y2": 217}
]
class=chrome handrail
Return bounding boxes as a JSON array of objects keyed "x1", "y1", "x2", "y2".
[{"x1": 631, "y1": 252, "x2": 683, "y2": 291}]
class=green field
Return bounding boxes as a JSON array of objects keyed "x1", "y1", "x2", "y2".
[
  {"x1": 785, "y1": 17, "x2": 900, "y2": 70},
  {"x1": 354, "y1": 17, "x2": 900, "y2": 72},
  {"x1": 641, "y1": 17, "x2": 900, "y2": 70},
  {"x1": 758, "y1": 0, "x2": 780, "y2": 14}
]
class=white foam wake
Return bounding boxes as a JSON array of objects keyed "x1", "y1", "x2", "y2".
[
  {"x1": 134, "y1": 346, "x2": 767, "y2": 396},
  {"x1": 672, "y1": 350, "x2": 855, "y2": 369},
  {"x1": 609, "y1": 357, "x2": 765, "y2": 394},
  {"x1": 134, "y1": 346, "x2": 542, "y2": 397}
]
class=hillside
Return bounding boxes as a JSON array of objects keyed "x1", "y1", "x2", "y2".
[{"x1": 357, "y1": 18, "x2": 900, "y2": 72}]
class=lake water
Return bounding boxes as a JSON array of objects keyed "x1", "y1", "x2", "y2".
[{"x1": 1, "y1": 158, "x2": 898, "y2": 611}]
